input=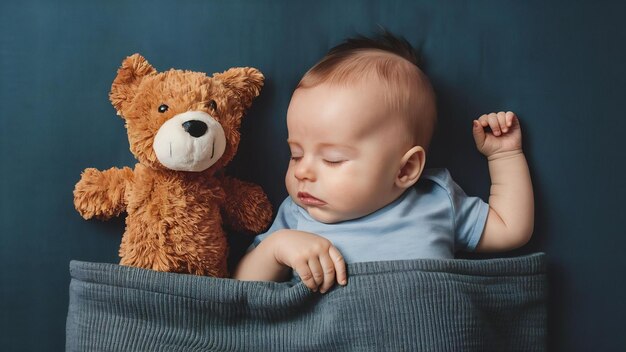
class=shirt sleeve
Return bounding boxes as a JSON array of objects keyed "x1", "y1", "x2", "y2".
[
  {"x1": 250, "y1": 197, "x2": 298, "y2": 249},
  {"x1": 424, "y1": 169, "x2": 489, "y2": 252},
  {"x1": 447, "y1": 173, "x2": 489, "y2": 252}
]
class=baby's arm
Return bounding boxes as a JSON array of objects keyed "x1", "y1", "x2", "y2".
[
  {"x1": 233, "y1": 229, "x2": 347, "y2": 293},
  {"x1": 472, "y1": 112, "x2": 534, "y2": 252}
]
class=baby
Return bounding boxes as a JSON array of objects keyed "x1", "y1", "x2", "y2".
[{"x1": 234, "y1": 32, "x2": 534, "y2": 294}]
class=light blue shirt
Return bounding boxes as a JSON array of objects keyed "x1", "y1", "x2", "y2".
[{"x1": 252, "y1": 169, "x2": 489, "y2": 262}]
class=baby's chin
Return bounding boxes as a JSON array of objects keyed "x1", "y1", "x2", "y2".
[{"x1": 309, "y1": 211, "x2": 345, "y2": 224}]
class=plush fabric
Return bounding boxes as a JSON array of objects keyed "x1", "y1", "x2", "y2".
[
  {"x1": 66, "y1": 253, "x2": 546, "y2": 351},
  {"x1": 73, "y1": 54, "x2": 273, "y2": 277}
]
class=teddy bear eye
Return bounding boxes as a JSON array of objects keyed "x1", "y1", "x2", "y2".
[
  {"x1": 158, "y1": 104, "x2": 169, "y2": 113},
  {"x1": 207, "y1": 100, "x2": 218, "y2": 113}
]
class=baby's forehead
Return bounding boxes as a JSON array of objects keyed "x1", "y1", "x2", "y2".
[
  {"x1": 332, "y1": 76, "x2": 414, "y2": 124},
  {"x1": 289, "y1": 84, "x2": 411, "y2": 144}
]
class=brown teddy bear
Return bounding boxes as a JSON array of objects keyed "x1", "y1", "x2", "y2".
[{"x1": 73, "y1": 54, "x2": 273, "y2": 277}]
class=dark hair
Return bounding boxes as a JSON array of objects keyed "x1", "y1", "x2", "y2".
[{"x1": 326, "y1": 29, "x2": 421, "y2": 68}]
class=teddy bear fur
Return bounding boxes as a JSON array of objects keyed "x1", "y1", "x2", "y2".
[{"x1": 73, "y1": 54, "x2": 272, "y2": 277}]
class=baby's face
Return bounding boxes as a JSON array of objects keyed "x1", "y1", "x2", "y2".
[{"x1": 285, "y1": 81, "x2": 410, "y2": 224}]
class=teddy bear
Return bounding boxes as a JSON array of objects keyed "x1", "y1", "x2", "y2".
[{"x1": 73, "y1": 53, "x2": 273, "y2": 277}]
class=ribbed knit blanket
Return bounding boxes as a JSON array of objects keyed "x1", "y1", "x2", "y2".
[{"x1": 66, "y1": 253, "x2": 546, "y2": 351}]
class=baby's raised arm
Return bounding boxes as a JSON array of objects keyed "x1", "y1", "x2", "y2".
[
  {"x1": 233, "y1": 230, "x2": 347, "y2": 293},
  {"x1": 472, "y1": 111, "x2": 534, "y2": 252}
]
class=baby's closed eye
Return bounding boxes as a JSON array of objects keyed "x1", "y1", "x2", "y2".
[
  {"x1": 289, "y1": 149, "x2": 303, "y2": 162},
  {"x1": 321, "y1": 150, "x2": 349, "y2": 165},
  {"x1": 322, "y1": 159, "x2": 346, "y2": 166}
]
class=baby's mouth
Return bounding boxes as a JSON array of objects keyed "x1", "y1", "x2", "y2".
[{"x1": 297, "y1": 192, "x2": 326, "y2": 206}]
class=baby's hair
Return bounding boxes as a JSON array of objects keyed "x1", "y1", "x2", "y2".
[{"x1": 297, "y1": 29, "x2": 437, "y2": 150}]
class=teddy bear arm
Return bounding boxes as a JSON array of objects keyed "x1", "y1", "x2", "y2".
[
  {"x1": 221, "y1": 177, "x2": 273, "y2": 234},
  {"x1": 74, "y1": 166, "x2": 134, "y2": 220}
]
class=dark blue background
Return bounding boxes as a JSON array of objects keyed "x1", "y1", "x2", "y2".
[{"x1": 1, "y1": 1, "x2": 624, "y2": 350}]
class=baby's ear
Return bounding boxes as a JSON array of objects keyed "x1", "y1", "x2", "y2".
[
  {"x1": 395, "y1": 146, "x2": 426, "y2": 189},
  {"x1": 109, "y1": 53, "x2": 157, "y2": 116},
  {"x1": 212, "y1": 67, "x2": 264, "y2": 114}
]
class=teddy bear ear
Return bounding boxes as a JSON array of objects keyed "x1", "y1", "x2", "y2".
[
  {"x1": 212, "y1": 67, "x2": 264, "y2": 112},
  {"x1": 109, "y1": 53, "x2": 157, "y2": 116}
]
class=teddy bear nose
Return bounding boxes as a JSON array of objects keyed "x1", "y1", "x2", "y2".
[{"x1": 182, "y1": 120, "x2": 208, "y2": 138}]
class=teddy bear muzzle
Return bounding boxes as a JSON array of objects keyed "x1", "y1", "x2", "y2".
[{"x1": 153, "y1": 111, "x2": 226, "y2": 172}]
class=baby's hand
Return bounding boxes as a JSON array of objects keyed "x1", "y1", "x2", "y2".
[
  {"x1": 472, "y1": 111, "x2": 523, "y2": 158},
  {"x1": 267, "y1": 229, "x2": 347, "y2": 293}
]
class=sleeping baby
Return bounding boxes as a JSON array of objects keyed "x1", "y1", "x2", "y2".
[{"x1": 234, "y1": 31, "x2": 534, "y2": 293}]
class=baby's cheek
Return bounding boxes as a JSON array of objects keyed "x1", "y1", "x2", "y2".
[
  {"x1": 327, "y1": 169, "x2": 367, "y2": 201},
  {"x1": 284, "y1": 167, "x2": 292, "y2": 186},
  {"x1": 284, "y1": 168, "x2": 297, "y2": 194}
]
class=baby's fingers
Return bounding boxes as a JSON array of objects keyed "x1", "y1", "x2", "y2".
[
  {"x1": 487, "y1": 113, "x2": 502, "y2": 136},
  {"x1": 318, "y1": 254, "x2": 337, "y2": 294},
  {"x1": 316, "y1": 247, "x2": 347, "y2": 294},
  {"x1": 294, "y1": 260, "x2": 319, "y2": 292},
  {"x1": 308, "y1": 258, "x2": 325, "y2": 288},
  {"x1": 497, "y1": 112, "x2": 509, "y2": 133},
  {"x1": 329, "y1": 246, "x2": 347, "y2": 287},
  {"x1": 473, "y1": 119, "x2": 486, "y2": 145},
  {"x1": 505, "y1": 111, "x2": 516, "y2": 129}
]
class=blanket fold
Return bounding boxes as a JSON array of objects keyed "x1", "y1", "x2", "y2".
[{"x1": 66, "y1": 253, "x2": 546, "y2": 351}]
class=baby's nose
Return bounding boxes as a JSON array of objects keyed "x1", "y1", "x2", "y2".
[
  {"x1": 182, "y1": 120, "x2": 208, "y2": 138},
  {"x1": 294, "y1": 160, "x2": 315, "y2": 181}
]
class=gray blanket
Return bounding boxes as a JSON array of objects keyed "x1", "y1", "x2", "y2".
[{"x1": 66, "y1": 253, "x2": 546, "y2": 351}]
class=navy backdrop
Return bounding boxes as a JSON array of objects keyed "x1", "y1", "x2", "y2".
[{"x1": 1, "y1": 1, "x2": 625, "y2": 351}]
